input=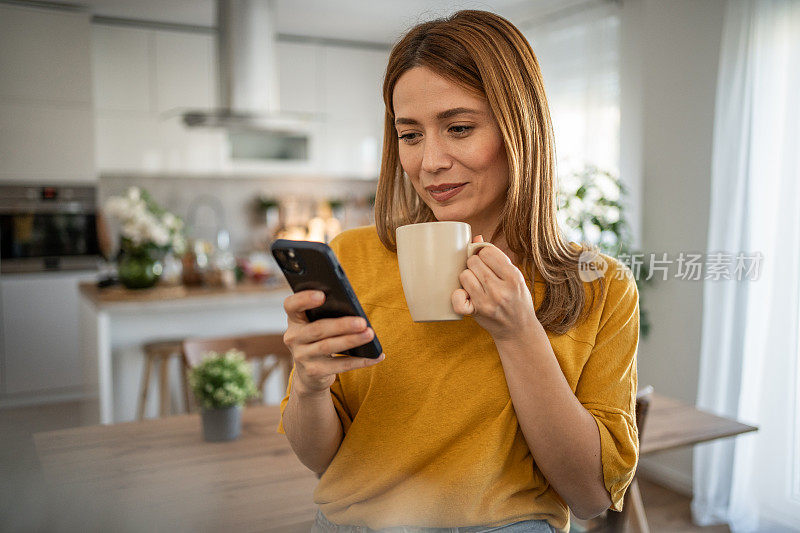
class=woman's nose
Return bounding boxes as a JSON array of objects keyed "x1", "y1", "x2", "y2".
[{"x1": 420, "y1": 134, "x2": 453, "y2": 174}]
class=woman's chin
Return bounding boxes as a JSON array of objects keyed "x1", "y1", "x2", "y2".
[
  {"x1": 430, "y1": 207, "x2": 470, "y2": 223},
  {"x1": 433, "y1": 215, "x2": 466, "y2": 223}
]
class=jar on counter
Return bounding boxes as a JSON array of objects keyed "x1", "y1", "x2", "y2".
[
  {"x1": 181, "y1": 239, "x2": 211, "y2": 286},
  {"x1": 213, "y1": 230, "x2": 236, "y2": 289}
]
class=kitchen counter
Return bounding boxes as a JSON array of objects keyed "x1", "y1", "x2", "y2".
[
  {"x1": 78, "y1": 279, "x2": 293, "y2": 424},
  {"x1": 79, "y1": 279, "x2": 290, "y2": 308}
]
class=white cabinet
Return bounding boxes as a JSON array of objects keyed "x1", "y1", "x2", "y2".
[
  {"x1": 0, "y1": 4, "x2": 94, "y2": 183},
  {"x1": 1, "y1": 272, "x2": 97, "y2": 398},
  {"x1": 92, "y1": 25, "x2": 223, "y2": 172},
  {"x1": 321, "y1": 46, "x2": 387, "y2": 126},
  {"x1": 91, "y1": 24, "x2": 388, "y2": 177},
  {"x1": 92, "y1": 26, "x2": 216, "y2": 115},
  {"x1": 92, "y1": 26, "x2": 151, "y2": 112},
  {"x1": 0, "y1": 5, "x2": 92, "y2": 104},
  {"x1": 0, "y1": 103, "x2": 95, "y2": 181},
  {"x1": 155, "y1": 31, "x2": 216, "y2": 114},
  {"x1": 320, "y1": 46, "x2": 388, "y2": 177},
  {"x1": 277, "y1": 41, "x2": 321, "y2": 115}
]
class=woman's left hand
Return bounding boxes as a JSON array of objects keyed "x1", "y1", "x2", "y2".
[{"x1": 452, "y1": 235, "x2": 541, "y2": 341}]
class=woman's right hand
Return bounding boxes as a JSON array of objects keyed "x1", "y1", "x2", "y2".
[{"x1": 282, "y1": 290, "x2": 385, "y2": 396}]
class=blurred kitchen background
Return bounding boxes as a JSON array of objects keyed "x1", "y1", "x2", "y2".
[{"x1": 2, "y1": 0, "x2": 799, "y2": 531}]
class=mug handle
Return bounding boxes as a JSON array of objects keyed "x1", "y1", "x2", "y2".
[{"x1": 467, "y1": 242, "x2": 494, "y2": 257}]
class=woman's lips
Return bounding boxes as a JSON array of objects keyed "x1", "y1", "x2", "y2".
[{"x1": 427, "y1": 183, "x2": 466, "y2": 202}]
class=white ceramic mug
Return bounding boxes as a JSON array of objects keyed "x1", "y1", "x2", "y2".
[{"x1": 396, "y1": 221, "x2": 493, "y2": 322}]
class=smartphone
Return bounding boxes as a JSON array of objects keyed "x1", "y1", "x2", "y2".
[{"x1": 271, "y1": 239, "x2": 383, "y2": 359}]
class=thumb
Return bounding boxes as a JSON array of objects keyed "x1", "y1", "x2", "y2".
[
  {"x1": 452, "y1": 288, "x2": 475, "y2": 316},
  {"x1": 472, "y1": 234, "x2": 485, "y2": 243}
]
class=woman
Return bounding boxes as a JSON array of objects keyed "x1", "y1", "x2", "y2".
[{"x1": 278, "y1": 10, "x2": 639, "y2": 533}]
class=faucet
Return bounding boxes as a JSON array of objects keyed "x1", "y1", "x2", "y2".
[{"x1": 185, "y1": 194, "x2": 229, "y2": 251}]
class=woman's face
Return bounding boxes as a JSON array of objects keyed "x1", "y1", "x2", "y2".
[{"x1": 392, "y1": 66, "x2": 509, "y2": 232}]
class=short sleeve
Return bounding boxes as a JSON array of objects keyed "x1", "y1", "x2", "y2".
[
  {"x1": 277, "y1": 231, "x2": 353, "y2": 435},
  {"x1": 277, "y1": 366, "x2": 354, "y2": 434},
  {"x1": 575, "y1": 262, "x2": 640, "y2": 511}
]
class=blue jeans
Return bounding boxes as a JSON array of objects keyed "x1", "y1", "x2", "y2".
[{"x1": 311, "y1": 508, "x2": 557, "y2": 533}]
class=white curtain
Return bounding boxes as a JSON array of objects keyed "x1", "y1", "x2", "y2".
[
  {"x1": 693, "y1": 1, "x2": 800, "y2": 531},
  {"x1": 520, "y1": 3, "x2": 620, "y2": 176}
]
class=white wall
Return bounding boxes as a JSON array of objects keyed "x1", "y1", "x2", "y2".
[{"x1": 620, "y1": 0, "x2": 727, "y2": 493}]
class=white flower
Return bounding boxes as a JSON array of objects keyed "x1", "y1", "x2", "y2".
[
  {"x1": 121, "y1": 221, "x2": 142, "y2": 244},
  {"x1": 601, "y1": 230, "x2": 618, "y2": 248},
  {"x1": 605, "y1": 206, "x2": 620, "y2": 223},
  {"x1": 126, "y1": 187, "x2": 141, "y2": 202},
  {"x1": 566, "y1": 197, "x2": 584, "y2": 220},
  {"x1": 596, "y1": 176, "x2": 620, "y2": 201},
  {"x1": 130, "y1": 202, "x2": 148, "y2": 223},
  {"x1": 584, "y1": 186, "x2": 601, "y2": 202},
  {"x1": 590, "y1": 202, "x2": 611, "y2": 221},
  {"x1": 583, "y1": 221, "x2": 601, "y2": 244},
  {"x1": 559, "y1": 174, "x2": 580, "y2": 195},
  {"x1": 148, "y1": 222, "x2": 170, "y2": 247}
]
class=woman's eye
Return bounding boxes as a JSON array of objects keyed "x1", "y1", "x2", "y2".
[
  {"x1": 398, "y1": 133, "x2": 420, "y2": 143},
  {"x1": 449, "y1": 125, "x2": 473, "y2": 136}
]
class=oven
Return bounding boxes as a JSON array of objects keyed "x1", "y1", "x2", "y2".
[{"x1": 0, "y1": 184, "x2": 100, "y2": 274}]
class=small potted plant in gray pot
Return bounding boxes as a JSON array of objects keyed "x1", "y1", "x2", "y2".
[{"x1": 188, "y1": 349, "x2": 258, "y2": 442}]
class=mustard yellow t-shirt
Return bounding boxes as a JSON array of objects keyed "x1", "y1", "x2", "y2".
[{"x1": 278, "y1": 225, "x2": 639, "y2": 532}]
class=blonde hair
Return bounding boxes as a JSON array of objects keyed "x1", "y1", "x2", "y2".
[{"x1": 375, "y1": 10, "x2": 603, "y2": 335}]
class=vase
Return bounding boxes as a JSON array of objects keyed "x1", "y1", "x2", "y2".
[
  {"x1": 200, "y1": 405, "x2": 242, "y2": 442},
  {"x1": 118, "y1": 247, "x2": 163, "y2": 290}
]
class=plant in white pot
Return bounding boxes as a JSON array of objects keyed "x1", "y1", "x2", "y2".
[{"x1": 188, "y1": 349, "x2": 258, "y2": 442}]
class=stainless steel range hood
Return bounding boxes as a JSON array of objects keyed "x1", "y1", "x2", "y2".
[{"x1": 182, "y1": 0, "x2": 313, "y2": 130}]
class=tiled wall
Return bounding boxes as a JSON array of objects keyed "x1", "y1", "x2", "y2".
[{"x1": 99, "y1": 174, "x2": 378, "y2": 253}]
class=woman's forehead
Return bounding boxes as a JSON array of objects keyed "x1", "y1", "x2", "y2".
[{"x1": 393, "y1": 67, "x2": 487, "y2": 118}]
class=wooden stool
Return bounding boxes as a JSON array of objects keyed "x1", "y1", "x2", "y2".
[{"x1": 138, "y1": 340, "x2": 190, "y2": 420}]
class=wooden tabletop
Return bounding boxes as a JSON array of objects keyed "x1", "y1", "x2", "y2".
[
  {"x1": 34, "y1": 395, "x2": 757, "y2": 531},
  {"x1": 79, "y1": 278, "x2": 290, "y2": 307},
  {"x1": 34, "y1": 406, "x2": 317, "y2": 532},
  {"x1": 641, "y1": 393, "x2": 757, "y2": 455}
]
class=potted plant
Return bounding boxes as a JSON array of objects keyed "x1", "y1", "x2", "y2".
[
  {"x1": 103, "y1": 187, "x2": 185, "y2": 289},
  {"x1": 188, "y1": 349, "x2": 258, "y2": 442},
  {"x1": 557, "y1": 165, "x2": 653, "y2": 337}
]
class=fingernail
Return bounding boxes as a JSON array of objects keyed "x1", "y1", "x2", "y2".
[
  {"x1": 377, "y1": 353, "x2": 385, "y2": 361},
  {"x1": 314, "y1": 291, "x2": 324, "y2": 301}
]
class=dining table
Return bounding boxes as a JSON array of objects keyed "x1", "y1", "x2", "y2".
[
  {"x1": 34, "y1": 393, "x2": 757, "y2": 532},
  {"x1": 34, "y1": 404, "x2": 316, "y2": 532}
]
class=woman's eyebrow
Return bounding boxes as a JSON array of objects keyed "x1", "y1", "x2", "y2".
[{"x1": 394, "y1": 107, "x2": 482, "y2": 125}]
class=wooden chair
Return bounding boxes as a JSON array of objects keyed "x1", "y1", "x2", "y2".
[
  {"x1": 137, "y1": 339, "x2": 189, "y2": 420},
  {"x1": 576, "y1": 385, "x2": 654, "y2": 533},
  {"x1": 181, "y1": 333, "x2": 293, "y2": 411}
]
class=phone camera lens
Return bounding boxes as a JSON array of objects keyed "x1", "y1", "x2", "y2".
[{"x1": 287, "y1": 249, "x2": 296, "y2": 259}]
